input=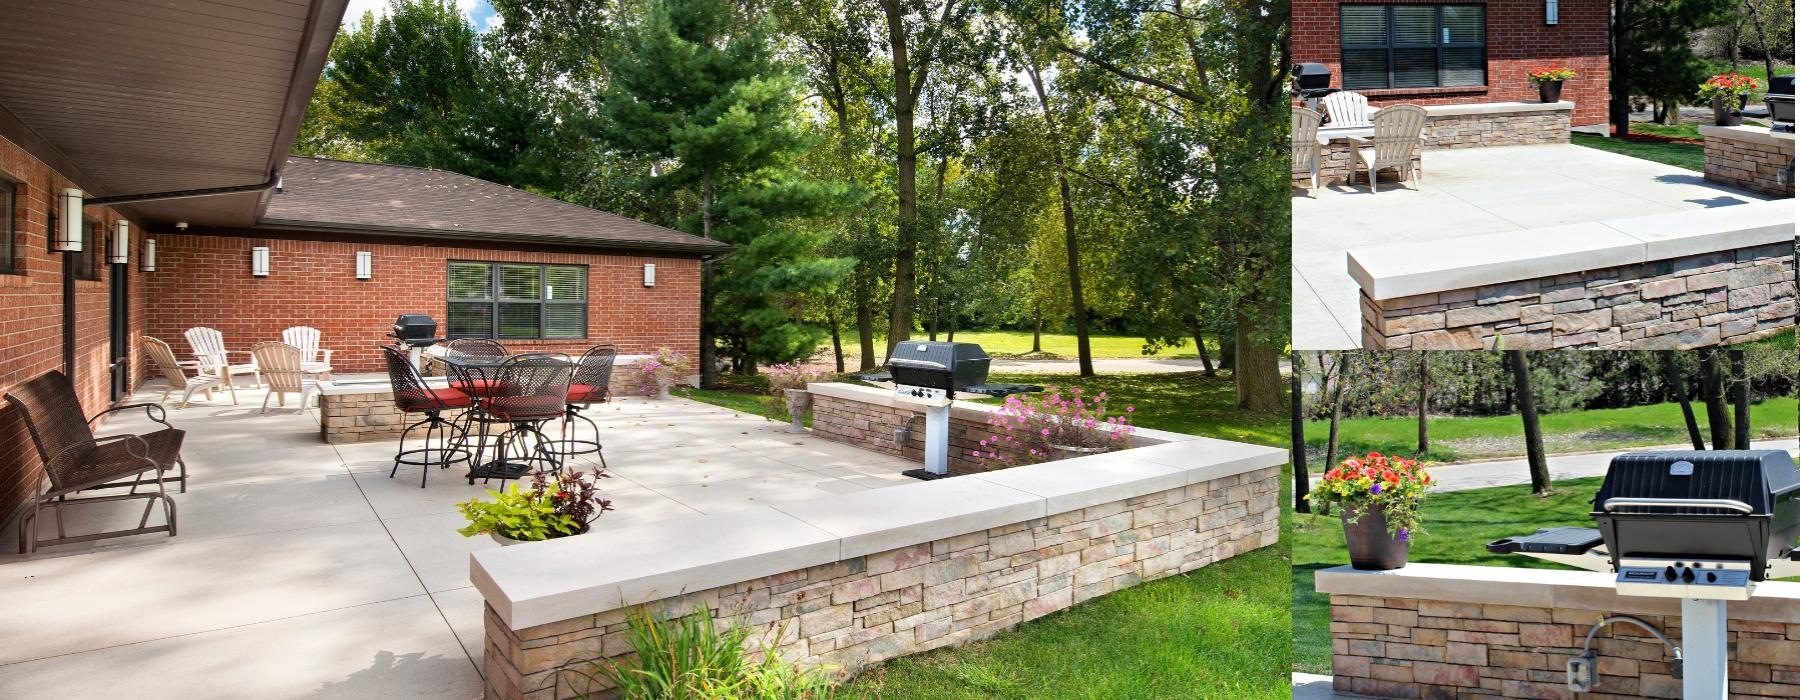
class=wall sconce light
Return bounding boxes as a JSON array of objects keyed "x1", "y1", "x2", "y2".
[
  {"x1": 1545, "y1": 0, "x2": 1558, "y2": 24},
  {"x1": 55, "y1": 188, "x2": 84, "y2": 252},
  {"x1": 142, "y1": 238, "x2": 156, "y2": 272},
  {"x1": 251, "y1": 246, "x2": 271, "y2": 277},
  {"x1": 109, "y1": 220, "x2": 130, "y2": 264},
  {"x1": 355, "y1": 251, "x2": 372, "y2": 279},
  {"x1": 643, "y1": 263, "x2": 656, "y2": 287}
]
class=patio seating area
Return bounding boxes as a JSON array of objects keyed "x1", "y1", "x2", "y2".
[
  {"x1": 1292, "y1": 143, "x2": 1785, "y2": 349},
  {"x1": 0, "y1": 379, "x2": 917, "y2": 697}
]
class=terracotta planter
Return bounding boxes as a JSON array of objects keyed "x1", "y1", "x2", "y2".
[
  {"x1": 1048, "y1": 444, "x2": 1110, "y2": 461},
  {"x1": 1341, "y1": 506, "x2": 1409, "y2": 570},
  {"x1": 783, "y1": 388, "x2": 810, "y2": 434},
  {"x1": 1536, "y1": 80, "x2": 1563, "y2": 104},
  {"x1": 1713, "y1": 96, "x2": 1743, "y2": 127}
]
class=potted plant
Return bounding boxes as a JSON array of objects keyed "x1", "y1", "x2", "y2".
[
  {"x1": 456, "y1": 468, "x2": 613, "y2": 545},
  {"x1": 638, "y1": 347, "x2": 691, "y2": 399},
  {"x1": 974, "y1": 385, "x2": 1136, "y2": 467},
  {"x1": 1308, "y1": 452, "x2": 1431, "y2": 570},
  {"x1": 1699, "y1": 72, "x2": 1760, "y2": 126},
  {"x1": 1526, "y1": 65, "x2": 1576, "y2": 104},
  {"x1": 765, "y1": 362, "x2": 824, "y2": 434}
]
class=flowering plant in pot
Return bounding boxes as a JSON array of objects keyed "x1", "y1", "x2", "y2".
[
  {"x1": 765, "y1": 362, "x2": 824, "y2": 433},
  {"x1": 1307, "y1": 452, "x2": 1431, "y2": 570},
  {"x1": 974, "y1": 385, "x2": 1135, "y2": 467},
  {"x1": 456, "y1": 468, "x2": 613, "y2": 545},
  {"x1": 638, "y1": 347, "x2": 691, "y2": 399},
  {"x1": 1526, "y1": 65, "x2": 1576, "y2": 103},
  {"x1": 1698, "y1": 72, "x2": 1760, "y2": 126}
]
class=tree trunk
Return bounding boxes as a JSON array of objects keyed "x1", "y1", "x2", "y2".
[
  {"x1": 1219, "y1": 330, "x2": 1236, "y2": 371},
  {"x1": 828, "y1": 307, "x2": 845, "y2": 373},
  {"x1": 1292, "y1": 350, "x2": 1310, "y2": 513},
  {"x1": 1416, "y1": 351, "x2": 1429, "y2": 454},
  {"x1": 1234, "y1": 310, "x2": 1284, "y2": 412},
  {"x1": 881, "y1": 0, "x2": 918, "y2": 355},
  {"x1": 699, "y1": 171, "x2": 718, "y2": 389},
  {"x1": 1609, "y1": 0, "x2": 1631, "y2": 137},
  {"x1": 1730, "y1": 349, "x2": 1751, "y2": 450},
  {"x1": 1025, "y1": 62, "x2": 1093, "y2": 377},
  {"x1": 1663, "y1": 351, "x2": 1705, "y2": 449},
  {"x1": 1324, "y1": 353, "x2": 1351, "y2": 478},
  {"x1": 1508, "y1": 350, "x2": 1553, "y2": 495},
  {"x1": 1744, "y1": 0, "x2": 1777, "y2": 80},
  {"x1": 1656, "y1": 99, "x2": 1682, "y2": 126},
  {"x1": 855, "y1": 280, "x2": 876, "y2": 371},
  {"x1": 1185, "y1": 314, "x2": 1215, "y2": 377},
  {"x1": 1700, "y1": 349, "x2": 1732, "y2": 449},
  {"x1": 1031, "y1": 303, "x2": 1043, "y2": 353}
]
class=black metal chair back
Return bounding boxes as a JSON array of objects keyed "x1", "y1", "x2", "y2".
[
  {"x1": 487, "y1": 354, "x2": 574, "y2": 421},
  {"x1": 444, "y1": 338, "x2": 508, "y2": 364},
  {"x1": 569, "y1": 344, "x2": 618, "y2": 404},
  {"x1": 381, "y1": 345, "x2": 458, "y2": 412}
]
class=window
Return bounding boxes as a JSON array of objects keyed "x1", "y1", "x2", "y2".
[
  {"x1": 73, "y1": 220, "x2": 99, "y2": 280},
  {"x1": 0, "y1": 178, "x2": 14, "y2": 274},
  {"x1": 1340, "y1": 5, "x2": 1485, "y2": 90},
  {"x1": 446, "y1": 261, "x2": 587, "y2": 340}
]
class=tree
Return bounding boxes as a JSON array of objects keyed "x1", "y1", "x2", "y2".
[
  {"x1": 1730, "y1": 348, "x2": 1751, "y2": 449},
  {"x1": 1416, "y1": 351, "x2": 1429, "y2": 454},
  {"x1": 599, "y1": 0, "x2": 855, "y2": 380},
  {"x1": 1611, "y1": 0, "x2": 1736, "y2": 134},
  {"x1": 1022, "y1": 56, "x2": 1096, "y2": 377},
  {"x1": 1699, "y1": 348, "x2": 1733, "y2": 448},
  {"x1": 1663, "y1": 351, "x2": 1706, "y2": 449},
  {"x1": 1292, "y1": 350, "x2": 1309, "y2": 513},
  {"x1": 1324, "y1": 352, "x2": 1354, "y2": 479},
  {"x1": 1508, "y1": 350, "x2": 1553, "y2": 496}
]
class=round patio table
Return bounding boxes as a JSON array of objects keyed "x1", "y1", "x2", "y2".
[{"x1": 439, "y1": 352, "x2": 573, "y2": 485}]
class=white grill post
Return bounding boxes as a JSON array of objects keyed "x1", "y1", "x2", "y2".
[
  {"x1": 922, "y1": 402, "x2": 950, "y2": 476},
  {"x1": 407, "y1": 346, "x2": 426, "y2": 373},
  {"x1": 1681, "y1": 597, "x2": 1728, "y2": 700}
]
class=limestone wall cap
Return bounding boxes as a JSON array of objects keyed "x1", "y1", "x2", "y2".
[{"x1": 1315, "y1": 562, "x2": 1800, "y2": 623}]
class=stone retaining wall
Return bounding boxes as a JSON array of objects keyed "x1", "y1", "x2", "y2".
[
  {"x1": 1298, "y1": 140, "x2": 1420, "y2": 189},
  {"x1": 482, "y1": 465, "x2": 1282, "y2": 699},
  {"x1": 1363, "y1": 242, "x2": 1795, "y2": 349},
  {"x1": 809, "y1": 394, "x2": 1000, "y2": 475},
  {"x1": 1294, "y1": 104, "x2": 1570, "y2": 189},
  {"x1": 1702, "y1": 125, "x2": 1794, "y2": 198}
]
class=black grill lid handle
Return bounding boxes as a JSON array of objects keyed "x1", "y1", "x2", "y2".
[
  {"x1": 1601, "y1": 497, "x2": 1754, "y2": 514},
  {"x1": 888, "y1": 358, "x2": 948, "y2": 370}
]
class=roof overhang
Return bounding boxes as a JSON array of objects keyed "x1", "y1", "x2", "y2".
[
  {"x1": 0, "y1": 0, "x2": 348, "y2": 227},
  {"x1": 239, "y1": 219, "x2": 733, "y2": 257}
]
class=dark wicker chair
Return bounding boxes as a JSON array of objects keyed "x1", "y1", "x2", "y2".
[
  {"x1": 3, "y1": 371, "x2": 183, "y2": 554},
  {"x1": 444, "y1": 339, "x2": 510, "y2": 397},
  {"x1": 547, "y1": 344, "x2": 617, "y2": 467},
  {"x1": 380, "y1": 345, "x2": 472, "y2": 488},
  {"x1": 466, "y1": 353, "x2": 573, "y2": 487}
]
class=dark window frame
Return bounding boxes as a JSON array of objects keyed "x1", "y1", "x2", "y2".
[
  {"x1": 445, "y1": 260, "x2": 589, "y2": 340},
  {"x1": 1339, "y1": 4, "x2": 1487, "y2": 90},
  {"x1": 0, "y1": 178, "x2": 15, "y2": 274}
]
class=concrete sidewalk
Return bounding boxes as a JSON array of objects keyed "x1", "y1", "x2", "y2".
[
  {"x1": 1426, "y1": 438, "x2": 1800, "y2": 492},
  {"x1": 1294, "y1": 672, "x2": 1361, "y2": 698}
]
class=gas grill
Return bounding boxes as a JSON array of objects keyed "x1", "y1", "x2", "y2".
[
  {"x1": 1766, "y1": 76, "x2": 1793, "y2": 134},
  {"x1": 1292, "y1": 62, "x2": 1338, "y2": 112},
  {"x1": 1487, "y1": 450, "x2": 1800, "y2": 698},
  {"x1": 856, "y1": 341, "x2": 1039, "y2": 480},
  {"x1": 390, "y1": 314, "x2": 444, "y2": 370}
]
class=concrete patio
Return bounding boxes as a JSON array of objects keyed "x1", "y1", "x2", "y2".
[
  {"x1": 1292, "y1": 143, "x2": 1781, "y2": 349},
  {"x1": 0, "y1": 382, "x2": 917, "y2": 697}
]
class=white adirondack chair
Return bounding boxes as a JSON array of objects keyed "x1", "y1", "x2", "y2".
[
  {"x1": 142, "y1": 336, "x2": 221, "y2": 408},
  {"x1": 1292, "y1": 107, "x2": 1323, "y2": 191},
  {"x1": 1356, "y1": 105, "x2": 1427, "y2": 193},
  {"x1": 184, "y1": 326, "x2": 259, "y2": 404},
  {"x1": 281, "y1": 326, "x2": 334, "y2": 378},
  {"x1": 251, "y1": 342, "x2": 321, "y2": 415},
  {"x1": 1322, "y1": 91, "x2": 1372, "y2": 127}
]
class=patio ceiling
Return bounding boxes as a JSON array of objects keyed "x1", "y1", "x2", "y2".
[{"x1": 0, "y1": 0, "x2": 348, "y2": 227}]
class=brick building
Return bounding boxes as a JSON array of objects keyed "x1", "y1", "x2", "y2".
[
  {"x1": 1293, "y1": 0, "x2": 1610, "y2": 131},
  {"x1": 0, "y1": 0, "x2": 722, "y2": 531}
]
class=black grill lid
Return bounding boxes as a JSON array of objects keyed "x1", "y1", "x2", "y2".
[
  {"x1": 884, "y1": 341, "x2": 992, "y2": 392},
  {"x1": 1293, "y1": 62, "x2": 1333, "y2": 90},
  {"x1": 392, "y1": 314, "x2": 438, "y2": 341},
  {"x1": 1592, "y1": 450, "x2": 1800, "y2": 580},
  {"x1": 1769, "y1": 76, "x2": 1794, "y2": 97},
  {"x1": 1592, "y1": 450, "x2": 1800, "y2": 517}
]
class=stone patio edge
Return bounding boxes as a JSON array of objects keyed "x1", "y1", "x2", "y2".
[{"x1": 1315, "y1": 562, "x2": 1800, "y2": 623}]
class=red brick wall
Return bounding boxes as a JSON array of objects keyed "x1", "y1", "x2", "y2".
[
  {"x1": 140, "y1": 233, "x2": 701, "y2": 375},
  {"x1": 0, "y1": 134, "x2": 147, "y2": 525},
  {"x1": 1294, "y1": 0, "x2": 1610, "y2": 128}
]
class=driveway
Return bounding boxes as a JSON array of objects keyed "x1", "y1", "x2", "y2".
[{"x1": 1425, "y1": 438, "x2": 1800, "y2": 492}]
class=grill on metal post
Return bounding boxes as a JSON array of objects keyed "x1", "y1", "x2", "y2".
[
  {"x1": 1291, "y1": 63, "x2": 1339, "y2": 112},
  {"x1": 1766, "y1": 76, "x2": 1794, "y2": 134},
  {"x1": 859, "y1": 341, "x2": 1039, "y2": 480},
  {"x1": 390, "y1": 314, "x2": 444, "y2": 370},
  {"x1": 1486, "y1": 450, "x2": 1800, "y2": 698}
]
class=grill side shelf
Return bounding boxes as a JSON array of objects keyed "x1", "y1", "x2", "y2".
[{"x1": 1486, "y1": 527, "x2": 1605, "y2": 555}]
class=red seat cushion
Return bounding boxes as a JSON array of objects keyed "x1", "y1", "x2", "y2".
[
  {"x1": 567, "y1": 384, "x2": 609, "y2": 403},
  {"x1": 486, "y1": 395, "x2": 566, "y2": 420},
  {"x1": 450, "y1": 378, "x2": 515, "y2": 398},
  {"x1": 396, "y1": 387, "x2": 472, "y2": 412}
]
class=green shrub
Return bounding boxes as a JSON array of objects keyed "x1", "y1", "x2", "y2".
[{"x1": 564, "y1": 607, "x2": 835, "y2": 699}]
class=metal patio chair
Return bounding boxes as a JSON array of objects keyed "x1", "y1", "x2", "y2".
[
  {"x1": 142, "y1": 335, "x2": 221, "y2": 408},
  {"x1": 381, "y1": 345, "x2": 472, "y2": 488},
  {"x1": 1292, "y1": 107, "x2": 1323, "y2": 192},
  {"x1": 444, "y1": 338, "x2": 511, "y2": 397},
  {"x1": 1355, "y1": 105, "x2": 1427, "y2": 193},
  {"x1": 3, "y1": 371, "x2": 183, "y2": 554},
  {"x1": 466, "y1": 353, "x2": 574, "y2": 488},
  {"x1": 250, "y1": 342, "x2": 321, "y2": 414},
  {"x1": 548, "y1": 344, "x2": 617, "y2": 468}
]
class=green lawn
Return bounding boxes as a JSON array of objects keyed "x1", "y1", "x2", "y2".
[
  {"x1": 868, "y1": 330, "x2": 1207, "y2": 360},
  {"x1": 1618, "y1": 118, "x2": 1768, "y2": 142},
  {"x1": 1572, "y1": 132, "x2": 1704, "y2": 171},
  {"x1": 1302, "y1": 397, "x2": 1799, "y2": 465}
]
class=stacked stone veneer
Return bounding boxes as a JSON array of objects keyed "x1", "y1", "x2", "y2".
[
  {"x1": 1294, "y1": 105, "x2": 1570, "y2": 189},
  {"x1": 1364, "y1": 243, "x2": 1796, "y2": 349},
  {"x1": 1702, "y1": 126, "x2": 1795, "y2": 198},
  {"x1": 318, "y1": 360, "x2": 655, "y2": 444},
  {"x1": 1299, "y1": 140, "x2": 1421, "y2": 189},
  {"x1": 482, "y1": 466, "x2": 1281, "y2": 699},
  {"x1": 1322, "y1": 566, "x2": 1800, "y2": 699}
]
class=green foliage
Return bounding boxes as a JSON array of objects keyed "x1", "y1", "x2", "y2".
[
  {"x1": 567, "y1": 607, "x2": 835, "y2": 699},
  {"x1": 1616, "y1": 0, "x2": 1739, "y2": 112},
  {"x1": 455, "y1": 483, "x2": 580, "y2": 541}
]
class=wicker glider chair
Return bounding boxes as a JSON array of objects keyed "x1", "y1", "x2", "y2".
[
  {"x1": 184, "y1": 326, "x2": 259, "y2": 403},
  {"x1": 1356, "y1": 105, "x2": 1427, "y2": 193},
  {"x1": 142, "y1": 336, "x2": 221, "y2": 408},
  {"x1": 1292, "y1": 107, "x2": 1324, "y2": 192},
  {"x1": 280, "y1": 326, "x2": 334, "y2": 379},
  {"x1": 3, "y1": 371, "x2": 183, "y2": 554},
  {"x1": 249, "y1": 342, "x2": 321, "y2": 414},
  {"x1": 1322, "y1": 91, "x2": 1372, "y2": 127},
  {"x1": 380, "y1": 345, "x2": 472, "y2": 487},
  {"x1": 547, "y1": 344, "x2": 617, "y2": 467},
  {"x1": 466, "y1": 354, "x2": 574, "y2": 487}
]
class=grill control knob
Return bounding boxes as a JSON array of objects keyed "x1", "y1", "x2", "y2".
[
  {"x1": 1706, "y1": 571, "x2": 1717, "y2": 583},
  {"x1": 1664, "y1": 566, "x2": 1678, "y2": 581},
  {"x1": 1682, "y1": 567, "x2": 1695, "y2": 583}
]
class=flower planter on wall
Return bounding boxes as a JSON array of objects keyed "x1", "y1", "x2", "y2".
[
  {"x1": 1537, "y1": 80, "x2": 1563, "y2": 104},
  {"x1": 1713, "y1": 96, "x2": 1743, "y2": 126},
  {"x1": 1342, "y1": 507, "x2": 1409, "y2": 570}
]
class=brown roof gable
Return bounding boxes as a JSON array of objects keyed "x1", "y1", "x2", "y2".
[{"x1": 258, "y1": 157, "x2": 730, "y2": 254}]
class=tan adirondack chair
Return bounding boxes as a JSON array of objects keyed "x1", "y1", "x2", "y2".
[
  {"x1": 1356, "y1": 105, "x2": 1427, "y2": 193},
  {"x1": 184, "y1": 326, "x2": 259, "y2": 403},
  {"x1": 1292, "y1": 108, "x2": 1323, "y2": 191},
  {"x1": 250, "y1": 342, "x2": 321, "y2": 414},
  {"x1": 1322, "y1": 91, "x2": 1372, "y2": 127},
  {"x1": 142, "y1": 336, "x2": 221, "y2": 408},
  {"x1": 281, "y1": 325, "x2": 334, "y2": 378}
]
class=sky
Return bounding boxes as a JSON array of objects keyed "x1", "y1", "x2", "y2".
[{"x1": 341, "y1": 0, "x2": 502, "y2": 31}]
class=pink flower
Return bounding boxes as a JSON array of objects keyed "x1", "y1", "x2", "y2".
[
  {"x1": 1040, "y1": 428, "x2": 1051, "y2": 436},
  {"x1": 971, "y1": 450, "x2": 980, "y2": 457},
  {"x1": 1126, "y1": 406, "x2": 1134, "y2": 413}
]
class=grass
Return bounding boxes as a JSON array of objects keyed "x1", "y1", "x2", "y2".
[
  {"x1": 1572, "y1": 132, "x2": 1704, "y2": 171},
  {"x1": 1302, "y1": 397, "x2": 1799, "y2": 465},
  {"x1": 866, "y1": 330, "x2": 1208, "y2": 360}
]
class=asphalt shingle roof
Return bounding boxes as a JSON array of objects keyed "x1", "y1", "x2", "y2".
[{"x1": 260, "y1": 157, "x2": 729, "y2": 254}]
